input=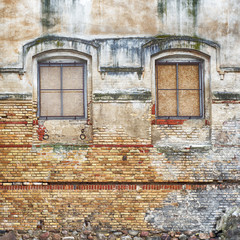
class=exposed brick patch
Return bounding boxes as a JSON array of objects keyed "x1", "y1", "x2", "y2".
[
  {"x1": 93, "y1": 126, "x2": 151, "y2": 145},
  {"x1": 151, "y1": 104, "x2": 155, "y2": 115},
  {"x1": 205, "y1": 119, "x2": 210, "y2": 125},
  {"x1": 0, "y1": 98, "x2": 239, "y2": 232},
  {"x1": 33, "y1": 120, "x2": 38, "y2": 125},
  {"x1": 87, "y1": 119, "x2": 92, "y2": 125},
  {"x1": 37, "y1": 125, "x2": 47, "y2": 141},
  {"x1": 0, "y1": 184, "x2": 239, "y2": 231}
]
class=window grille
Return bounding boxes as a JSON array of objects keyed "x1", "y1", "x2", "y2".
[
  {"x1": 38, "y1": 62, "x2": 86, "y2": 119},
  {"x1": 155, "y1": 61, "x2": 203, "y2": 119}
]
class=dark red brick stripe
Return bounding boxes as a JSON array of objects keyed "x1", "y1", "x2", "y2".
[
  {"x1": 0, "y1": 121, "x2": 28, "y2": 124},
  {"x1": 0, "y1": 184, "x2": 210, "y2": 190},
  {"x1": 0, "y1": 144, "x2": 153, "y2": 148}
]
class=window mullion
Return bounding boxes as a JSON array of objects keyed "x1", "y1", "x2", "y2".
[
  {"x1": 199, "y1": 63, "x2": 202, "y2": 117},
  {"x1": 60, "y1": 64, "x2": 63, "y2": 116},
  {"x1": 83, "y1": 64, "x2": 87, "y2": 119},
  {"x1": 176, "y1": 63, "x2": 179, "y2": 117},
  {"x1": 38, "y1": 64, "x2": 41, "y2": 117},
  {"x1": 156, "y1": 64, "x2": 159, "y2": 117}
]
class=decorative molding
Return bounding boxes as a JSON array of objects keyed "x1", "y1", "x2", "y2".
[
  {"x1": 0, "y1": 68, "x2": 25, "y2": 74},
  {"x1": 213, "y1": 92, "x2": 240, "y2": 100},
  {"x1": 93, "y1": 90, "x2": 151, "y2": 101},
  {"x1": 0, "y1": 93, "x2": 32, "y2": 100}
]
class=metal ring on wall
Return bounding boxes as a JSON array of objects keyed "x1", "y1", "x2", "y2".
[
  {"x1": 80, "y1": 128, "x2": 86, "y2": 140},
  {"x1": 80, "y1": 134, "x2": 86, "y2": 140},
  {"x1": 43, "y1": 134, "x2": 49, "y2": 140}
]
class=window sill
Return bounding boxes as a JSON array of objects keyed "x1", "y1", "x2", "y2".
[
  {"x1": 34, "y1": 118, "x2": 92, "y2": 126},
  {"x1": 38, "y1": 117, "x2": 87, "y2": 120}
]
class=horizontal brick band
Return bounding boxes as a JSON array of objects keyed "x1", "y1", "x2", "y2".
[
  {"x1": 0, "y1": 183, "x2": 237, "y2": 191},
  {"x1": 0, "y1": 144, "x2": 153, "y2": 148},
  {"x1": 0, "y1": 144, "x2": 32, "y2": 148},
  {"x1": 0, "y1": 121, "x2": 28, "y2": 124}
]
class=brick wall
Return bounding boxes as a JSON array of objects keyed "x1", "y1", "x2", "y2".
[
  {"x1": 0, "y1": 101, "x2": 33, "y2": 145},
  {"x1": 0, "y1": 100, "x2": 239, "y2": 184},
  {"x1": 0, "y1": 184, "x2": 239, "y2": 232},
  {"x1": 0, "y1": 96, "x2": 239, "y2": 233}
]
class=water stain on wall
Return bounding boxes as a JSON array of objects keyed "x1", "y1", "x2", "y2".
[{"x1": 89, "y1": 0, "x2": 158, "y2": 35}]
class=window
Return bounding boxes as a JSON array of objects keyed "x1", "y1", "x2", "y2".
[
  {"x1": 155, "y1": 59, "x2": 203, "y2": 119},
  {"x1": 38, "y1": 61, "x2": 86, "y2": 119}
]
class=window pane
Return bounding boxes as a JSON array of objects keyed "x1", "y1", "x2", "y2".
[
  {"x1": 62, "y1": 66, "x2": 84, "y2": 89},
  {"x1": 179, "y1": 90, "x2": 200, "y2": 116},
  {"x1": 178, "y1": 65, "x2": 199, "y2": 89},
  {"x1": 63, "y1": 90, "x2": 84, "y2": 116},
  {"x1": 157, "y1": 90, "x2": 177, "y2": 116},
  {"x1": 40, "y1": 67, "x2": 61, "y2": 89},
  {"x1": 40, "y1": 91, "x2": 61, "y2": 116},
  {"x1": 157, "y1": 65, "x2": 176, "y2": 89}
]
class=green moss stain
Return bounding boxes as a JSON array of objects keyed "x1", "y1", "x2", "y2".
[
  {"x1": 34, "y1": 144, "x2": 89, "y2": 153},
  {"x1": 187, "y1": 0, "x2": 199, "y2": 28},
  {"x1": 155, "y1": 34, "x2": 173, "y2": 39},
  {"x1": 153, "y1": 34, "x2": 202, "y2": 50},
  {"x1": 190, "y1": 35, "x2": 203, "y2": 50},
  {"x1": 25, "y1": 36, "x2": 66, "y2": 52},
  {"x1": 41, "y1": 0, "x2": 59, "y2": 29},
  {"x1": 193, "y1": 41, "x2": 201, "y2": 50},
  {"x1": 148, "y1": 35, "x2": 216, "y2": 52},
  {"x1": 157, "y1": 0, "x2": 167, "y2": 17},
  {"x1": 35, "y1": 36, "x2": 51, "y2": 44},
  {"x1": 52, "y1": 144, "x2": 89, "y2": 152},
  {"x1": 56, "y1": 40, "x2": 64, "y2": 47},
  {"x1": 41, "y1": 19, "x2": 55, "y2": 29},
  {"x1": 41, "y1": 0, "x2": 51, "y2": 28}
]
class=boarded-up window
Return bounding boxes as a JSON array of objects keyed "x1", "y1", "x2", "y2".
[
  {"x1": 156, "y1": 62, "x2": 203, "y2": 118},
  {"x1": 39, "y1": 63, "x2": 86, "y2": 119}
]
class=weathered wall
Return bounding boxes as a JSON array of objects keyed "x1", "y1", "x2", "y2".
[
  {"x1": 0, "y1": 0, "x2": 240, "y2": 236},
  {"x1": 1, "y1": 0, "x2": 240, "y2": 67},
  {"x1": 0, "y1": 184, "x2": 239, "y2": 232}
]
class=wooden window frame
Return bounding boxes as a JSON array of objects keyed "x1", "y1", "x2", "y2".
[
  {"x1": 155, "y1": 60, "x2": 204, "y2": 119},
  {"x1": 37, "y1": 62, "x2": 87, "y2": 120}
]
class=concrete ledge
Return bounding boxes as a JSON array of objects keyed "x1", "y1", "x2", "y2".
[
  {"x1": 93, "y1": 90, "x2": 151, "y2": 101},
  {"x1": 0, "y1": 93, "x2": 32, "y2": 100},
  {"x1": 212, "y1": 91, "x2": 240, "y2": 100}
]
